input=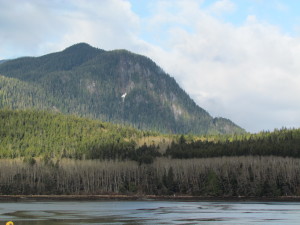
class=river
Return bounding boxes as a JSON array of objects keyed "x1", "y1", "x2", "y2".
[{"x1": 0, "y1": 201, "x2": 300, "y2": 224}]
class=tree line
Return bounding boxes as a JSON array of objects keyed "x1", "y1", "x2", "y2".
[
  {"x1": 166, "y1": 129, "x2": 300, "y2": 158},
  {"x1": 0, "y1": 156, "x2": 299, "y2": 197}
]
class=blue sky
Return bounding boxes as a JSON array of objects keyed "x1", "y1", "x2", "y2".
[
  {"x1": 1, "y1": 0, "x2": 300, "y2": 133},
  {"x1": 202, "y1": 0, "x2": 300, "y2": 34},
  {"x1": 129, "y1": 0, "x2": 300, "y2": 44}
]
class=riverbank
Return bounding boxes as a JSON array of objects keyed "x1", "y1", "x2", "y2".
[{"x1": 0, "y1": 195, "x2": 300, "y2": 202}]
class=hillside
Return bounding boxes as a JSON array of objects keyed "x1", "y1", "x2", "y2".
[
  {"x1": 0, "y1": 43, "x2": 244, "y2": 134},
  {"x1": 1, "y1": 109, "x2": 298, "y2": 160},
  {"x1": 0, "y1": 109, "x2": 162, "y2": 161}
]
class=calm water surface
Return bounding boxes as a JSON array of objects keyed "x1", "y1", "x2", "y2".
[{"x1": 0, "y1": 200, "x2": 299, "y2": 224}]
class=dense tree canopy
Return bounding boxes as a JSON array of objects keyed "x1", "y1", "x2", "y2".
[
  {"x1": 166, "y1": 129, "x2": 300, "y2": 158},
  {"x1": 0, "y1": 109, "x2": 160, "y2": 162}
]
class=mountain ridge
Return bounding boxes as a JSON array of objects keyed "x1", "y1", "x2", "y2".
[{"x1": 0, "y1": 43, "x2": 245, "y2": 134}]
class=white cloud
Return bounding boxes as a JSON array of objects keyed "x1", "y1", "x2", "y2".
[
  {"x1": 138, "y1": 0, "x2": 300, "y2": 132},
  {"x1": 58, "y1": 0, "x2": 142, "y2": 50},
  {"x1": 0, "y1": 0, "x2": 142, "y2": 57},
  {"x1": 275, "y1": 2, "x2": 289, "y2": 12},
  {"x1": 208, "y1": 0, "x2": 236, "y2": 14},
  {"x1": 0, "y1": 0, "x2": 67, "y2": 57}
]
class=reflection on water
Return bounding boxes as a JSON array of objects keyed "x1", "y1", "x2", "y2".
[{"x1": 0, "y1": 200, "x2": 300, "y2": 224}]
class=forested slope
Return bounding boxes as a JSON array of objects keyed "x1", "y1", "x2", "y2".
[
  {"x1": 0, "y1": 109, "x2": 161, "y2": 162},
  {"x1": 0, "y1": 75, "x2": 54, "y2": 109},
  {"x1": 1, "y1": 109, "x2": 299, "y2": 161},
  {"x1": 0, "y1": 43, "x2": 244, "y2": 134}
]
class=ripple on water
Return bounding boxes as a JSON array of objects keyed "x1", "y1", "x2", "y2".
[{"x1": 1, "y1": 201, "x2": 300, "y2": 225}]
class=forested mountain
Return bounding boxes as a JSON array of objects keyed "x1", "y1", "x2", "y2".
[{"x1": 0, "y1": 43, "x2": 244, "y2": 134}]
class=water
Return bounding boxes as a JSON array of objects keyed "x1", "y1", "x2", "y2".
[{"x1": 0, "y1": 200, "x2": 299, "y2": 224}]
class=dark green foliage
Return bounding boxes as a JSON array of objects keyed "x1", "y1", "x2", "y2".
[
  {"x1": 0, "y1": 109, "x2": 157, "y2": 162},
  {"x1": 162, "y1": 167, "x2": 179, "y2": 194},
  {"x1": 203, "y1": 170, "x2": 222, "y2": 196},
  {"x1": 23, "y1": 156, "x2": 36, "y2": 166},
  {"x1": 135, "y1": 143, "x2": 161, "y2": 164},
  {"x1": 166, "y1": 128, "x2": 300, "y2": 158},
  {"x1": 0, "y1": 43, "x2": 244, "y2": 135}
]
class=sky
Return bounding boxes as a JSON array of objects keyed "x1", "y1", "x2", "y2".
[{"x1": 1, "y1": 0, "x2": 300, "y2": 133}]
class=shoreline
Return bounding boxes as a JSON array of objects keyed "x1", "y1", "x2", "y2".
[{"x1": 0, "y1": 195, "x2": 300, "y2": 202}]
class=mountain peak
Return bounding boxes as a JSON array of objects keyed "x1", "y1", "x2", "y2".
[
  {"x1": 62, "y1": 43, "x2": 104, "y2": 54},
  {"x1": 64, "y1": 42, "x2": 92, "y2": 51}
]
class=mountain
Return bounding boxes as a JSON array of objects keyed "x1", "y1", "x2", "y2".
[{"x1": 0, "y1": 43, "x2": 244, "y2": 134}]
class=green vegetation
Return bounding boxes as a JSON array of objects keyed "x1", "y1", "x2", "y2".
[
  {"x1": 166, "y1": 129, "x2": 300, "y2": 158},
  {"x1": 0, "y1": 43, "x2": 244, "y2": 135},
  {"x1": 0, "y1": 109, "x2": 299, "y2": 197},
  {"x1": 0, "y1": 75, "x2": 53, "y2": 109},
  {"x1": 0, "y1": 109, "x2": 160, "y2": 162}
]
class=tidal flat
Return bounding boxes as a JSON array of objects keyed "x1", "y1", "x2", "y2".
[{"x1": 1, "y1": 200, "x2": 300, "y2": 224}]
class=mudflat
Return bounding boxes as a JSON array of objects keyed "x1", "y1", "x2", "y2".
[{"x1": 0, "y1": 195, "x2": 300, "y2": 202}]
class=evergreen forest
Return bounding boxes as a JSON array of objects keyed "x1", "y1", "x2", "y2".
[{"x1": 0, "y1": 109, "x2": 300, "y2": 197}]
